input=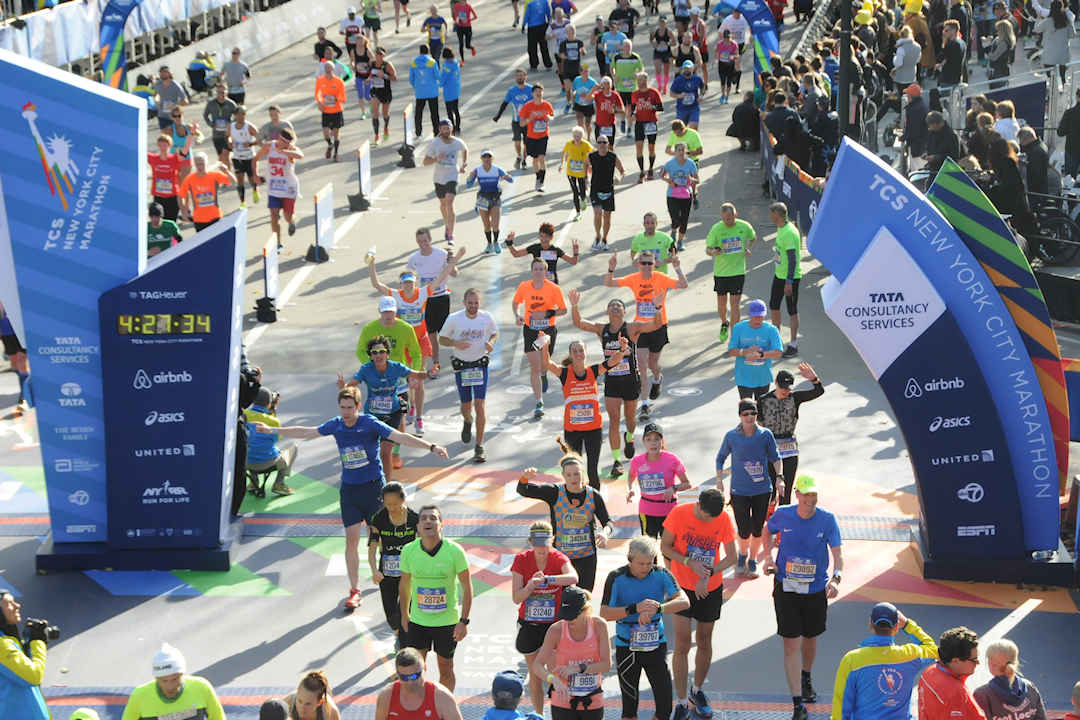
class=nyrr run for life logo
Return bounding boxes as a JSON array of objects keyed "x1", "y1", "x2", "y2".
[{"x1": 21, "y1": 101, "x2": 80, "y2": 211}]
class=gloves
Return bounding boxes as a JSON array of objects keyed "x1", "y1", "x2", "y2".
[{"x1": 27, "y1": 621, "x2": 49, "y2": 644}]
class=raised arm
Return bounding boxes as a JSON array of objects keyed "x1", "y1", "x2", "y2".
[
  {"x1": 569, "y1": 289, "x2": 602, "y2": 334},
  {"x1": 368, "y1": 259, "x2": 393, "y2": 295}
]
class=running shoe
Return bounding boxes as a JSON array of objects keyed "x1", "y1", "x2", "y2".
[
  {"x1": 719, "y1": 323, "x2": 729, "y2": 343},
  {"x1": 485, "y1": 242, "x2": 493, "y2": 254},
  {"x1": 782, "y1": 344, "x2": 799, "y2": 358},
  {"x1": 325, "y1": 145, "x2": 332, "y2": 159},
  {"x1": 407, "y1": 15, "x2": 411, "y2": 25},
  {"x1": 624, "y1": 432, "x2": 634, "y2": 458},
  {"x1": 512, "y1": 18, "x2": 518, "y2": 26},
  {"x1": 735, "y1": 553, "x2": 748, "y2": 575},
  {"x1": 672, "y1": 703, "x2": 692, "y2": 720},
  {"x1": 574, "y1": 211, "x2": 582, "y2": 221},
  {"x1": 689, "y1": 689, "x2": 713, "y2": 719},
  {"x1": 637, "y1": 173, "x2": 645, "y2": 184},
  {"x1": 474, "y1": 444, "x2": 487, "y2": 463},
  {"x1": 649, "y1": 377, "x2": 662, "y2": 400},
  {"x1": 392, "y1": 454, "x2": 403, "y2": 469},
  {"x1": 647, "y1": 169, "x2": 654, "y2": 180},
  {"x1": 563, "y1": 104, "x2": 572, "y2": 114},
  {"x1": 372, "y1": 136, "x2": 380, "y2": 147},
  {"x1": 471, "y1": 47, "x2": 477, "y2": 56},
  {"x1": 239, "y1": 200, "x2": 247, "y2": 208},
  {"x1": 461, "y1": 420, "x2": 472, "y2": 444},
  {"x1": 592, "y1": 238, "x2": 601, "y2": 251},
  {"x1": 252, "y1": 188, "x2": 260, "y2": 203},
  {"x1": 406, "y1": 406, "x2": 416, "y2": 426},
  {"x1": 395, "y1": 27, "x2": 400, "y2": 33},
  {"x1": 344, "y1": 588, "x2": 361, "y2": 610},
  {"x1": 801, "y1": 676, "x2": 817, "y2": 704},
  {"x1": 792, "y1": 706, "x2": 808, "y2": 720},
  {"x1": 534, "y1": 402, "x2": 544, "y2": 419},
  {"x1": 611, "y1": 459, "x2": 624, "y2": 477},
  {"x1": 638, "y1": 403, "x2": 650, "y2": 420},
  {"x1": 536, "y1": 184, "x2": 545, "y2": 193},
  {"x1": 541, "y1": 374, "x2": 548, "y2": 393},
  {"x1": 288, "y1": 221, "x2": 296, "y2": 236},
  {"x1": 746, "y1": 559, "x2": 760, "y2": 578},
  {"x1": 677, "y1": 240, "x2": 686, "y2": 251},
  {"x1": 383, "y1": 129, "x2": 390, "y2": 142},
  {"x1": 446, "y1": 234, "x2": 455, "y2": 246},
  {"x1": 600, "y1": 241, "x2": 609, "y2": 251},
  {"x1": 271, "y1": 481, "x2": 295, "y2": 496},
  {"x1": 414, "y1": 418, "x2": 425, "y2": 436},
  {"x1": 494, "y1": 241, "x2": 502, "y2": 254}
]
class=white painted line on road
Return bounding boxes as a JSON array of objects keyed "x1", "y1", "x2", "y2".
[
  {"x1": 0, "y1": 481, "x2": 20, "y2": 502},
  {"x1": 969, "y1": 598, "x2": 1043, "y2": 688},
  {"x1": 326, "y1": 552, "x2": 347, "y2": 576}
]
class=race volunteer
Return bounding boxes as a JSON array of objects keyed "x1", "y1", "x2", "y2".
[
  {"x1": 520, "y1": 84, "x2": 556, "y2": 192},
  {"x1": 506, "y1": 223, "x2": 580, "y2": 284},
  {"x1": 255, "y1": 386, "x2": 447, "y2": 611},
  {"x1": 375, "y1": 648, "x2": 463, "y2": 720},
  {"x1": 253, "y1": 127, "x2": 303, "y2": 238},
  {"x1": 759, "y1": 363, "x2": 824, "y2": 506},
  {"x1": 0, "y1": 592, "x2": 50, "y2": 720},
  {"x1": 661, "y1": 490, "x2": 737, "y2": 720},
  {"x1": 560, "y1": 126, "x2": 594, "y2": 220},
  {"x1": 120, "y1": 644, "x2": 225, "y2": 720},
  {"x1": 512, "y1": 259, "x2": 568, "y2": 419},
  {"x1": 517, "y1": 451, "x2": 615, "y2": 591},
  {"x1": 148, "y1": 132, "x2": 193, "y2": 221},
  {"x1": 569, "y1": 288, "x2": 659, "y2": 479},
  {"x1": 315, "y1": 62, "x2": 347, "y2": 161},
  {"x1": 715, "y1": 398, "x2": 782, "y2": 579},
  {"x1": 408, "y1": 227, "x2": 460, "y2": 368},
  {"x1": 629, "y1": 72, "x2": 664, "y2": 180},
  {"x1": 762, "y1": 475, "x2": 844, "y2": 720},
  {"x1": 424, "y1": 118, "x2": 468, "y2": 246},
  {"x1": 178, "y1": 152, "x2": 235, "y2": 231},
  {"x1": 399, "y1": 505, "x2": 474, "y2": 692},
  {"x1": 600, "y1": 536, "x2": 689, "y2": 720},
  {"x1": 604, "y1": 249, "x2": 688, "y2": 419},
  {"x1": 536, "y1": 330, "x2": 629, "y2": 489},
  {"x1": 368, "y1": 482, "x2": 420, "y2": 648},
  {"x1": 831, "y1": 603, "x2": 937, "y2": 720},
  {"x1": 493, "y1": 69, "x2": 536, "y2": 170},
  {"x1": 586, "y1": 135, "x2": 625, "y2": 251},
  {"x1": 769, "y1": 202, "x2": 803, "y2": 358},
  {"x1": 627, "y1": 422, "x2": 690, "y2": 538},
  {"x1": 465, "y1": 149, "x2": 514, "y2": 253},
  {"x1": 243, "y1": 387, "x2": 296, "y2": 497},
  {"x1": 705, "y1": 203, "x2": 756, "y2": 343},
  {"x1": 727, "y1": 299, "x2": 784, "y2": 401},
  {"x1": 439, "y1": 288, "x2": 499, "y2": 462},
  {"x1": 147, "y1": 202, "x2": 182, "y2": 257},
  {"x1": 511, "y1": 522, "x2": 578, "y2": 714}
]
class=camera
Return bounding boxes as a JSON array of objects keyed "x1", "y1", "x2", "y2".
[{"x1": 23, "y1": 618, "x2": 60, "y2": 643}]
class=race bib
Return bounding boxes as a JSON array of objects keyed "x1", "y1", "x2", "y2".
[
  {"x1": 785, "y1": 557, "x2": 816, "y2": 582},
  {"x1": 457, "y1": 10, "x2": 468, "y2": 21},
  {"x1": 643, "y1": 122, "x2": 657, "y2": 134},
  {"x1": 721, "y1": 237, "x2": 742, "y2": 254},
  {"x1": 195, "y1": 191, "x2": 215, "y2": 206},
  {"x1": 569, "y1": 672, "x2": 600, "y2": 695},
  {"x1": 400, "y1": 308, "x2": 423, "y2": 325},
  {"x1": 460, "y1": 367, "x2": 484, "y2": 386},
  {"x1": 777, "y1": 437, "x2": 798, "y2": 458},
  {"x1": 568, "y1": 159, "x2": 585, "y2": 173},
  {"x1": 382, "y1": 553, "x2": 402, "y2": 577},
  {"x1": 324, "y1": 94, "x2": 338, "y2": 106},
  {"x1": 686, "y1": 544, "x2": 715, "y2": 567},
  {"x1": 429, "y1": 26, "x2": 440, "y2": 38},
  {"x1": 155, "y1": 178, "x2": 174, "y2": 194},
  {"x1": 567, "y1": 46, "x2": 580, "y2": 60},
  {"x1": 608, "y1": 358, "x2": 630, "y2": 376},
  {"x1": 540, "y1": 249, "x2": 558, "y2": 261},
  {"x1": 600, "y1": 125, "x2": 615, "y2": 136},
  {"x1": 268, "y1": 177, "x2": 296, "y2": 195},
  {"x1": 475, "y1": 195, "x2": 493, "y2": 211},
  {"x1": 745, "y1": 350, "x2": 765, "y2": 366},
  {"x1": 214, "y1": 119, "x2": 227, "y2": 131},
  {"x1": 743, "y1": 460, "x2": 765, "y2": 483},
  {"x1": 371, "y1": 394, "x2": 394, "y2": 414},
  {"x1": 524, "y1": 594, "x2": 557, "y2": 621},
  {"x1": 340, "y1": 446, "x2": 369, "y2": 469},
  {"x1": 529, "y1": 311, "x2": 549, "y2": 330},
  {"x1": 569, "y1": 402, "x2": 595, "y2": 425},
  {"x1": 681, "y1": 94, "x2": 696, "y2": 105},
  {"x1": 636, "y1": 300, "x2": 657, "y2": 318},
  {"x1": 417, "y1": 586, "x2": 448, "y2": 612},
  {"x1": 533, "y1": 120, "x2": 548, "y2": 133},
  {"x1": 629, "y1": 622, "x2": 661, "y2": 651},
  {"x1": 783, "y1": 577, "x2": 812, "y2": 594},
  {"x1": 639, "y1": 471, "x2": 666, "y2": 495},
  {"x1": 558, "y1": 530, "x2": 591, "y2": 552}
]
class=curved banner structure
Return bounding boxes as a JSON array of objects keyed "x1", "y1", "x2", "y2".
[
  {"x1": 99, "y1": 0, "x2": 144, "y2": 90},
  {"x1": 925, "y1": 160, "x2": 1069, "y2": 494},
  {"x1": 718, "y1": 0, "x2": 780, "y2": 86},
  {"x1": 807, "y1": 139, "x2": 1059, "y2": 556}
]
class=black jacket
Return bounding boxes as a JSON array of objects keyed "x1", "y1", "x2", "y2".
[
  {"x1": 902, "y1": 97, "x2": 930, "y2": 156},
  {"x1": 939, "y1": 38, "x2": 965, "y2": 85},
  {"x1": 926, "y1": 123, "x2": 962, "y2": 163},
  {"x1": 1022, "y1": 139, "x2": 1050, "y2": 197},
  {"x1": 1058, "y1": 103, "x2": 1080, "y2": 157},
  {"x1": 731, "y1": 100, "x2": 760, "y2": 141}
]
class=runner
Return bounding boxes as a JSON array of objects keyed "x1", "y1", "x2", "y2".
[
  {"x1": 148, "y1": 132, "x2": 193, "y2": 221},
  {"x1": 409, "y1": 44, "x2": 441, "y2": 140},
  {"x1": 227, "y1": 106, "x2": 260, "y2": 206},
  {"x1": 611, "y1": 40, "x2": 644, "y2": 137},
  {"x1": 715, "y1": 30, "x2": 738, "y2": 102},
  {"x1": 506, "y1": 223, "x2": 580, "y2": 284},
  {"x1": 589, "y1": 16, "x2": 609, "y2": 76},
  {"x1": 167, "y1": 109, "x2": 198, "y2": 187},
  {"x1": 672, "y1": 0, "x2": 691, "y2": 32},
  {"x1": 314, "y1": 27, "x2": 344, "y2": 60},
  {"x1": 673, "y1": 34, "x2": 703, "y2": 85},
  {"x1": 660, "y1": 490, "x2": 737, "y2": 720},
  {"x1": 421, "y1": 6, "x2": 448, "y2": 66},
  {"x1": 559, "y1": 127, "x2": 593, "y2": 221},
  {"x1": 536, "y1": 329, "x2": 629, "y2": 489},
  {"x1": 147, "y1": 202, "x2": 182, "y2": 257},
  {"x1": 758, "y1": 364, "x2": 823, "y2": 507},
  {"x1": 689, "y1": 9, "x2": 711, "y2": 86},
  {"x1": 664, "y1": 120, "x2": 703, "y2": 207},
  {"x1": 203, "y1": 85, "x2": 237, "y2": 163},
  {"x1": 631, "y1": 212, "x2": 677, "y2": 273},
  {"x1": 627, "y1": 422, "x2": 691, "y2": 539},
  {"x1": 451, "y1": 0, "x2": 478, "y2": 60},
  {"x1": 658, "y1": 141, "x2": 698, "y2": 250},
  {"x1": 532, "y1": 585, "x2": 612, "y2": 720},
  {"x1": 572, "y1": 66, "x2": 599, "y2": 138},
  {"x1": 252, "y1": 387, "x2": 447, "y2": 611},
  {"x1": 253, "y1": 128, "x2": 303, "y2": 239},
  {"x1": 391, "y1": 0, "x2": 412, "y2": 35},
  {"x1": 651, "y1": 16, "x2": 675, "y2": 93},
  {"x1": 439, "y1": 49, "x2": 462, "y2": 134},
  {"x1": 222, "y1": 48, "x2": 250, "y2": 105},
  {"x1": 407, "y1": 227, "x2": 459, "y2": 368},
  {"x1": 369, "y1": 47, "x2": 398, "y2": 146},
  {"x1": 340, "y1": 7, "x2": 364, "y2": 60},
  {"x1": 281, "y1": 672, "x2": 342, "y2": 720},
  {"x1": 586, "y1": 135, "x2": 625, "y2": 250},
  {"x1": 609, "y1": 0, "x2": 641, "y2": 38},
  {"x1": 569, "y1": 288, "x2": 658, "y2": 478},
  {"x1": 512, "y1": 259, "x2": 568, "y2": 419},
  {"x1": 705, "y1": 202, "x2": 756, "y2": 342},
  {"x1": 439, "y1": 288, "x2": 498, "y2": 461},
  {"x1": 670, "y1": 60, "x2": 705, "y2": 130},
  {"x1": 769, "y1": 202, "x2": 803, "y2": 358},
  {"x1": 604, "y1": 249, "x2": 688, "y2": 419},
  {"x1": 727, "y1": 298, "x2": 784, "y2": 400},
  {"x1": 399, "y1": 505, "x2": 474, "y2": 691},
  {"x1": 762, "y1": 475, "x2": 844, "y2": 720},
  {"x1": 368, "y1": 482, "x2": 419, "y2": 648},
  {"x1": 315, "y1": 62, "x2": 347, "y2": 161},
  {"x1": 493, "y1": 69, "x2": 535, "y2": 170},
  {"x1": 374, "y1": 648, "x2": 463, "y2": 720},
  {"x1": 715, "y1": 398, "x2": 782, "y2": 579},
  {"x1": 557, "y1": 26, "x2": 585, "y2": 114},
  {"x1": 520, "y1": 84, "x2": 556, "y2": 192},
  {"x1": 361, "y1": 0, "x2": 382, "y2": 46},
  {"x1": 599, "y1": 536, "x2": 689, "y2": 720},
  {"x1": 547, "y1": 8, "x2": 572, "y2": 74},
  {"x1": 258, "y1": 104, "x2": 295, "y2": 143},
  {"x1": 511, "y1": 522, "x2": 579, "y2": 714},
  {"x1": 354, "y1": 36, "x2": 374, "y2": 120},
  {"x1": 629, "y1": 72, "x2": 664, "y2": 181},
  {"x1": 423, "y1": 119, "x2": 468, "y2": 245},
  {"x1": 599, "y1": 21, "x2": 628, "y2": 78},
  {"x1": 589, "y1": 77, "x2": 623, "y2": 148},
  {"x1": 517, "y1": 450, "x2": 615, "y2": 591},
  {"x1": 178, "y1": 153, "x2": 235, "y2": 231},
  {"x1": 153, "y1": 65, "x2": 189, "y2": 130},
  {"x1": 465, "y1": 150, "x2": 514, "y2": 252}
]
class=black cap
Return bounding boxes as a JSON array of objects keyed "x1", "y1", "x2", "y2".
[
  {"x1": 149, "y1": 202, "x2": 164, "y2": 217},
  {"x1": 259, "y1": 699, "x2": 289, "y2": 720},
  {"x1": 776, "y1": 370, "x2": 795, "y2": 388},
  {"x1": 642, "y1": 422, "x2": 663, "y2": 437},
  {"x1": 558, "y1": 585, "x2": 588, "y2": 620}
]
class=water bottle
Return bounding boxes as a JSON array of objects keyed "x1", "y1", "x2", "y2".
[{"x1": 365, "y1": 247, "x2": 376, "y2": 265}]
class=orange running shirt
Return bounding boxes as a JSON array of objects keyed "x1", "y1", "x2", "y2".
[
  {"x1": 179, "y1": 171, "x2": 231, "y2": 223},
  {"x1": 512, "y1": 279, "x2": 566, "y2": 328},
  {"x1": 316, "y1": 75, "x2": 347, "y2": 114},
  {"x1": 662, "y1": 502, "x2": 735, "y2": 592},
  {"x1": 519, "y1": 100, "x2": 555, "y2": 139},
  {"x1": 616, "y1": 272, "x2": 679, "y2": 325}
]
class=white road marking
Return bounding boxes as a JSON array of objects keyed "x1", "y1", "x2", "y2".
[{"x1": 969, "y1": 598, "x2": 1043, "y2": 688}]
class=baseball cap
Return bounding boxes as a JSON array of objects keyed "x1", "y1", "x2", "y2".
[
  {"x1": 492, "y1": 670, "x2": 525, "y2": 703},
  {"x1": 152, "y1": 643, "x2": 186, "y2": 678},
  {"x1": 347, "y1": 5, "x2": 356, "y2": 12},
  {"x1": 681, "y1": 59, "x2": 695, "y2": 69},
  {"x1": 480, "y1": 148, "x2": 494, "y2": 157},
  {"x1": 439, "y1": 118, "x2": 452, "y2": 126},
  {"x1": 794, "y1": 475, "x2": 819, "y2": 494},
  {"x1": 775, "y1": 370, "x2": 795, "y2": 388},
  {"x1": 378, "y1": 296, "x2": 397, "y2": 313},
  {"x1": 70, "y1": 711, "x2": 102, "y2": 720},
  {"x1": 149, "y1": 202, "x2": 164, "y2": 217},
  {"x1": 871, "y1": 602, "x2": 899, "y2": 629},
  {"x1": 691, "y1": 7, "x2": 701, "y2": 13},
  {"x1": 642, "y1": 422, "x2": 664, "y2": 437},
  {"x1": 903, "y1": 83, "x2": 922, "y2": 97},
  {"x1": 558, "y1": 585, "x2": 588, "y2": 619},
  {"x1": 748, "y1": 299, "x2": 767, "y2": 317}
]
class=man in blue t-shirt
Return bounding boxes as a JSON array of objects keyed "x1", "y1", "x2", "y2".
[
  {"x1": 762, "y1": 475, "x2": 844, "y2": 720},
  {"x1": 493, "y1": 69, "x2": 536, "y2": 169},
  {"x1": 727, "y1": 298, "x2": 783, "y2": 401},
  {"x1": 600, "y1": 536, "x2": 689, "y2": 720},
  {"x1": 252, "y1": 386, "x2": 448, "y2": 611},
  {"x1": 669, "y1": 61, "x2": 705, "y2": 129}
]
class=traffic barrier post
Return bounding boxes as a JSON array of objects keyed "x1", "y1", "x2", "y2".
[
  {"x1": 348, "y1": 140, "x2": 373, "y2": 211},
  {"x1": 306, "y1": 182, "x2": 333, "y2": 263},
  {"x1": 256, "y1": 233, "x2": 280, "y2": 322},
  {"x1": 397, "y1": 104, "x2": 416, "y2": 168}
]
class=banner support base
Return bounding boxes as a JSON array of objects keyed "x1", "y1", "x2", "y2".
[
  {"x1": 348, "y1": 193, "x2": 371, "y2": 212},
  {"x1": 305, "y1": 244, "x2": 330, "y2": 263},
  {"x1": 397, "y1": 143, "x2": 416, "y2": 168},
  {"x1": 916, "y1": 524, "x2": 1077, "y2": 587}
]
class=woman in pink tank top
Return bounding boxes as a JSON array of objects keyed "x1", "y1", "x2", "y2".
[{"x1": 532, "y1": 585, "x2": 612, "y2": 720}]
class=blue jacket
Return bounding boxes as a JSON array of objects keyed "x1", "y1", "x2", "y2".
[
  {"x1": 440, "y1": 60, "x2": 462, "y2": 101},
  {"x1": 831, "y1": 619, "x2": 938, "y2": 720},
  {"x1": 0, "y1": 636, "x2": 50, "y2": 720},
  {"x1": 409, "y1": 54, "x2": 440, "y2": 98},
  {"x1": 244, "y1": 405, "x2": 281, "y2": 465},
  {"x1": 522, "y1": 0, "x2": 551, "y2": 27}
]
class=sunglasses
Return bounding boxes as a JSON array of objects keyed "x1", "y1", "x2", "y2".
[
  {"x1": 639, "y1": 261, "x2": 654, "y2": 266},
  {"x1": 371, "y1": 349, "x2": 389, "y2": 355},
  {"x1": 171, "y1": 114, "x2": 182, "y2": 118},
  {"x1": 740, "y1": 410, "x2": 757, "y2": 416},
  {"x1": 398, "y1": 671, "x2": 422, "y2": 681}
]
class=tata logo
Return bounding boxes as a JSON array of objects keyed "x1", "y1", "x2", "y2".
[
  {"x1": 928, "y1": 415, "x2": 971, "y2": 432},
  {"x1": 60, "y1": 382, "x2": 82, "y2": 396},
  {"x1": 956, "y1": 482, "x2": 985, "y2": 503},
  {"x1": 869, "y1": 292, "x2": 905, "y2": 302},
  {"x1": 741, "y1": 0, "x2": 759, "y2": 9},
  {"x1": 68, "y1": 490, "x2": 90, "y2": 506},
  {"x1": 957, "y1": 524, "x2": 996, "y2": 537},
  {"x1": 904, "y1": 376, "x2": 965, "y2": 399},
  {"x1": 144, "y1": 410, "x2": 185, "y2": 425}
]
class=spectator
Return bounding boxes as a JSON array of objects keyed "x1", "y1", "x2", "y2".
[
  {"x1": 798, "y1": 73, "x2": 822, "y2": 125},
  {"x1": 983, "y1": 18, "x2": 1015, "y2": 88},
  {"x1": 993, "y1": 100, "x2": 1020, "y2": 142},
  {"x1": 409, "y1": 44, "x2": 442, "y2": 140},
  {"x1": 120, "y1": 644, "x2": 225, "y2": 720},
  {"x1": 924, "y1": 111, "x2": 962, "y2": 171},
  {"x1": 986, "y1": 136, "x2": 1035, "y2": 242},
  {"x1": 810, "y1": 95, "x2": 840, "y2": 174},
  {"x1": 972, "y1": 640, "x2": 1047, "y2": 720},
  {"x1": 891, "y1": 25, "x2": 920, "y2": 90},
  {"x1": 765, "y1": 91, "x2": 800, "y2": 139},
  {"x1": 1035, "y1": 0, "x2": 1075, "y2": 85},
  {"x1": 900, "y1": 84, "x2": 929, "y2": 156},
  {"x1": 832, "y1": 602, "x2": 938, "y2": 720},
  {"x1": 948, "y1": 0, "x2": 970, "y2": 40},
  {"x1": 727, "y1": 91, "x2": 761, "y2": 151},
  {"x1": 0, "y1": 592, "x2": 50, "y2": 720},
  {"x1": 260, "y1": 699, "x2": 289, "y2": 720},
  {"x1": 774, "y1": 115, "x2": 821, "y2": 171},
  {"x1": 282, "y1": 671, "x2": 342, "y2": 720},
  {"x1": 482, "y1": 670, "x2": 544, "y2": 720},
  {"x1": 524, "y1": 0, "x2": 554, "y2": 71},
  {"x1": 936, "y1": 19, "x2": 965, "y2": 86},
  {"x1": 1058, "y1": 89, "x2": 1080, "y2": 177},
  {"x1": 966, "y1": 112, "x2": 998, "y2": 169},
  {"x1": 1018, "y1": 126, "x2": 1050, "y2": 199},
  {"x1": 903, "y1": 10, "x2": 934, "y2": 79},
  {"x1": 916, "y1": 627, "x2": 985, "y2": 720}
]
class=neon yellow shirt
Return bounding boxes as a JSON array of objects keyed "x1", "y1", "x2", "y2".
[
  {"x1": 121, "y1": 676, "x2": 225, "y2": 720},
  {"x1": 562, "y1": 140, "x2": 594, "y2": 178}
]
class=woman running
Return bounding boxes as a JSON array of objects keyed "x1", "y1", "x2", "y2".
[
  {"x1": 368, "y1": 481, "x2": 419, "y2": 649},
  {"x1": 758, "y1": 363, "x2": 824, "y2": 506},
  {"x1": 626, "y1": 422, "x2": 690, "y2": 541},
  {"x1": 517, "y1": 447, "x2": 614, "y2": 591},
  {"x1": 559, "y1": 126, "x2": 594, "y2": 221},
  {"x1": 651, "y1": 16, "x2": 675, "y2": 93},
  {"x1": 536, "y1": 330, "x2": 628, "y2": 489},
  {"x1": 465, "y1": 149, "x2": 514, "y2": 253},
  {"x1": 512, "y1": 521, "x2": 579, "y2": 714},
  {"x1": 369, "y1": 46, "x2": 398, "y2": 146},
  {"x1": 532, "y1": 586, "x2": 612, "y2": 720},
  {"x1": 169, "y1": 107, "x2": 200, "y2": 183},
  {"x1": 507, "y1": 223, "x2": 580, "y2": 285},
  {"x1": 228, "y1": 106, "x2": 261, "y2": 205},
  {"x1": 572, "y1": 65, "x2": 598, "y2": 138},
  {"x1": 715, "y1": 30, "x2": 738, "y2": 103},
  {"x1": 283, "y1": 671, "x2": 342, "y2": 720},
  {"x1": 658, "y1": 141, "x2": 697, "y2": 250}
]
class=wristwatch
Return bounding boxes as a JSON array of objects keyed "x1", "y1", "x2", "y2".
[
  {"x1": 459, "y1": 617, "x2": 471, "y2": 625},
  {"x1": 831, "y1": 571, "x2": 842, "y2": 584},
  {"x1": 428, "y1": 443, "x2": 437, "y2": 453}
]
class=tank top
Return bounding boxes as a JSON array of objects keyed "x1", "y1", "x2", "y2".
[
  {"x1": 389, "y1": 681, "x2": 440, "y2": 720},
  {"x1": 266, "y1": 144, "x2": 299, "y2": 198},
  {"x1": 474, "y1": 165, "x2": 505, "y2": 194},
  {"x1": 692, "y1": 24, "x2": 708, "y2": 55},
  {"x1": 371, "y1": 61, "x2": 390, "y2": 89},
  {"x1": 290, "y1": 696, "x2": 326, "y2": 720},
  {"x1": 230, "y1": 122, "x2": 256, "y2": 160},
  {"x1": 675, "y1": 45, "x2": 696, "y2": 67},
  {"x1": 355, "y1": 51, "x2": 372, "y2": 79},
  {"x1": 170, "y1": 124, "x2": 191, "y2": 154},
  {"x1": 560, "y1": 364, "x2": 602, "y2": 432},
  {"x1": 392, "y1": 287, "x2": 429, "y2": 330},
  {"x1": 552, "y1": 619, "x2": 602, "y2": 707},
  {"x1": 552, "y1": 485, "x2": 598, "y2": 559},
  {"x1": 652, "y1": 28, "x2": 673, "y2": 53},
  {"x1": 601, "y1": 322, "x2": 636, "y2": 379}
]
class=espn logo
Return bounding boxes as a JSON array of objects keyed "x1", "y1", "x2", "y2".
[{"x1": 956, "y1": 525, "x2": 996, "y2": 537}]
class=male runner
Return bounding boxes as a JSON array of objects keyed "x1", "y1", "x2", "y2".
[
  {"x1": 705, "y1": 202, "x2": 756, "y2": 342},
  {"x1": 513, "y1": 259, "x2": 568, "y2": 418},
  {"x1": 314, "y1": 26, "x2": 344, "y2": 60},
  {"x1": 147, "y1": 202, "x2": 182, "y2": 257},
  {"x1": 222, "y1": 48, "x2": 250, "y2": 105},
  {"x1": 630, "y1": 71, "x2": 664, "y2": 180},
  {"x1": 408, "y1": 228, "x2": 459, "y2": 367},
  {"x1": 421, "y1": 6, "x2": 448, "y2": 63},
  {"x1": 340, "y1": 7, "x2": 364, "y2": 60},
  {"x1": 670, "y1": 60, "x2": 705, "y2": 130},
  {"x1": 631, "y1": 212, "x2": 677, "y2": 273},
  {"x1": 423, "y1": 119, "x2": 468, "y2": 245},
  {"x1": 258, "y1": 104, "x2": 295, "y2": 143},
  {"x1": 148, "y1": 132, "x2": 193, "y2": 221},
  {"x1": 519, "y1": 84, "x2": 555, "y2": 192},
  {"x1": 254, "y1": 128, "x2": 303, "y2": 239},
  {"x1": 203, "y1": 85, "x2": 237, "y2": 163},
  {"x1": 727, "y1": 299, "x2": 784, "y2": 401},
  {"x1": 375, "y1": 648, "x2": 463, "y2": 720},
  {"x1": 315, "y1": 62, "x2": 347, "y2": 161},
  {"x1": 440, "y1": 288, "x2": 498, "y2": 461},
  {"x1": 178, "y1": 153, "x2": 235, "y2": 231},
  {"x1": 586, "y1": 136, "x2": 624, "y2": 250},
  {"x1": 493, "y1": 69, "x2": 535, "y2": 169},
  {"x1": 769, "y1": 202, "x2": 802, "y2": 358},
  {"x1": 611, "y1": 40, "x2": 644, "y2": 136},
  {"x1": 609, "y1": 0, "x2": 641, "y2": 38}
]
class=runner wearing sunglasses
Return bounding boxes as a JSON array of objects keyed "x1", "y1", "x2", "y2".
[{"x1": 375, "y1": 647, "x2": 462, "y2": 720}]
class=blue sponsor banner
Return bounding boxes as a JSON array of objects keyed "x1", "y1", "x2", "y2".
[
  {"x1": 761, "y1": 124, "x2": 823, "y2": 235},
  {"x1": 0, "y1": 49, "x2": 146, "y2": 544},
  {"x1": 719, "y1": 0, "x2": 780, "y2": 86},
  {"x1": 100, "y1": 0, "x2": 144, "y2": 90},
  {"x1": 809, "y1": 139, "x2": 1059, "y2": 556},
  {"x1": 99, "y1": 213, "x2": 245, "y2": 549}
]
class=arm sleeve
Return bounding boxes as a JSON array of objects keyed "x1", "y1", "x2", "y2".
[
  {"x1": 785, "y1": 248, "x2": 796, "y2": 281},
  {"x1": 0, "y1": 637, "x2": 46, "y2": 686},
  {"x1": 517, "y1": 482, "x2": 560, "y2": 506}
]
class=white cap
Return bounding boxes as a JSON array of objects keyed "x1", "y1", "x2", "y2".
[
  {"x1": 152, "y1": 643, "x2": 186, "y2": 678},
  {"x1": 378, "y1": 296, "x2": 397, "y2": 313},
  {"x1": 348, "y1": 5, "x2": 356, "y2": 12},
  {"x1": 690, "y1": 7, "x2": 701, "y2": 13}
]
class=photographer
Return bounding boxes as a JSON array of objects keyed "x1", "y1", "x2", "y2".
[
  {"x1": 244, "y1": 387, "x2": 297, "y2": 497},
  {"x1": 233, "y1": 346, "x2": 262, "y2": 516},
  {"x1": 0, "y1": 592, "x2": 52, "y2": 720}
]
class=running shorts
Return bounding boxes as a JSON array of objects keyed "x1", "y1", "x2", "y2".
[{"x1": 713, "y1": 274, "x2": 745, "y2": 295}]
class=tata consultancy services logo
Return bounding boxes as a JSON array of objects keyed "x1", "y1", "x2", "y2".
[{"x1": 21, "y1": 102, "x2": 80, "y2": 212}]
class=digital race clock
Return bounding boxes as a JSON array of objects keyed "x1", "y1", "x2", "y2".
[{"x1": 116, "y1": 313, "x2": 211, "y2": 335}]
